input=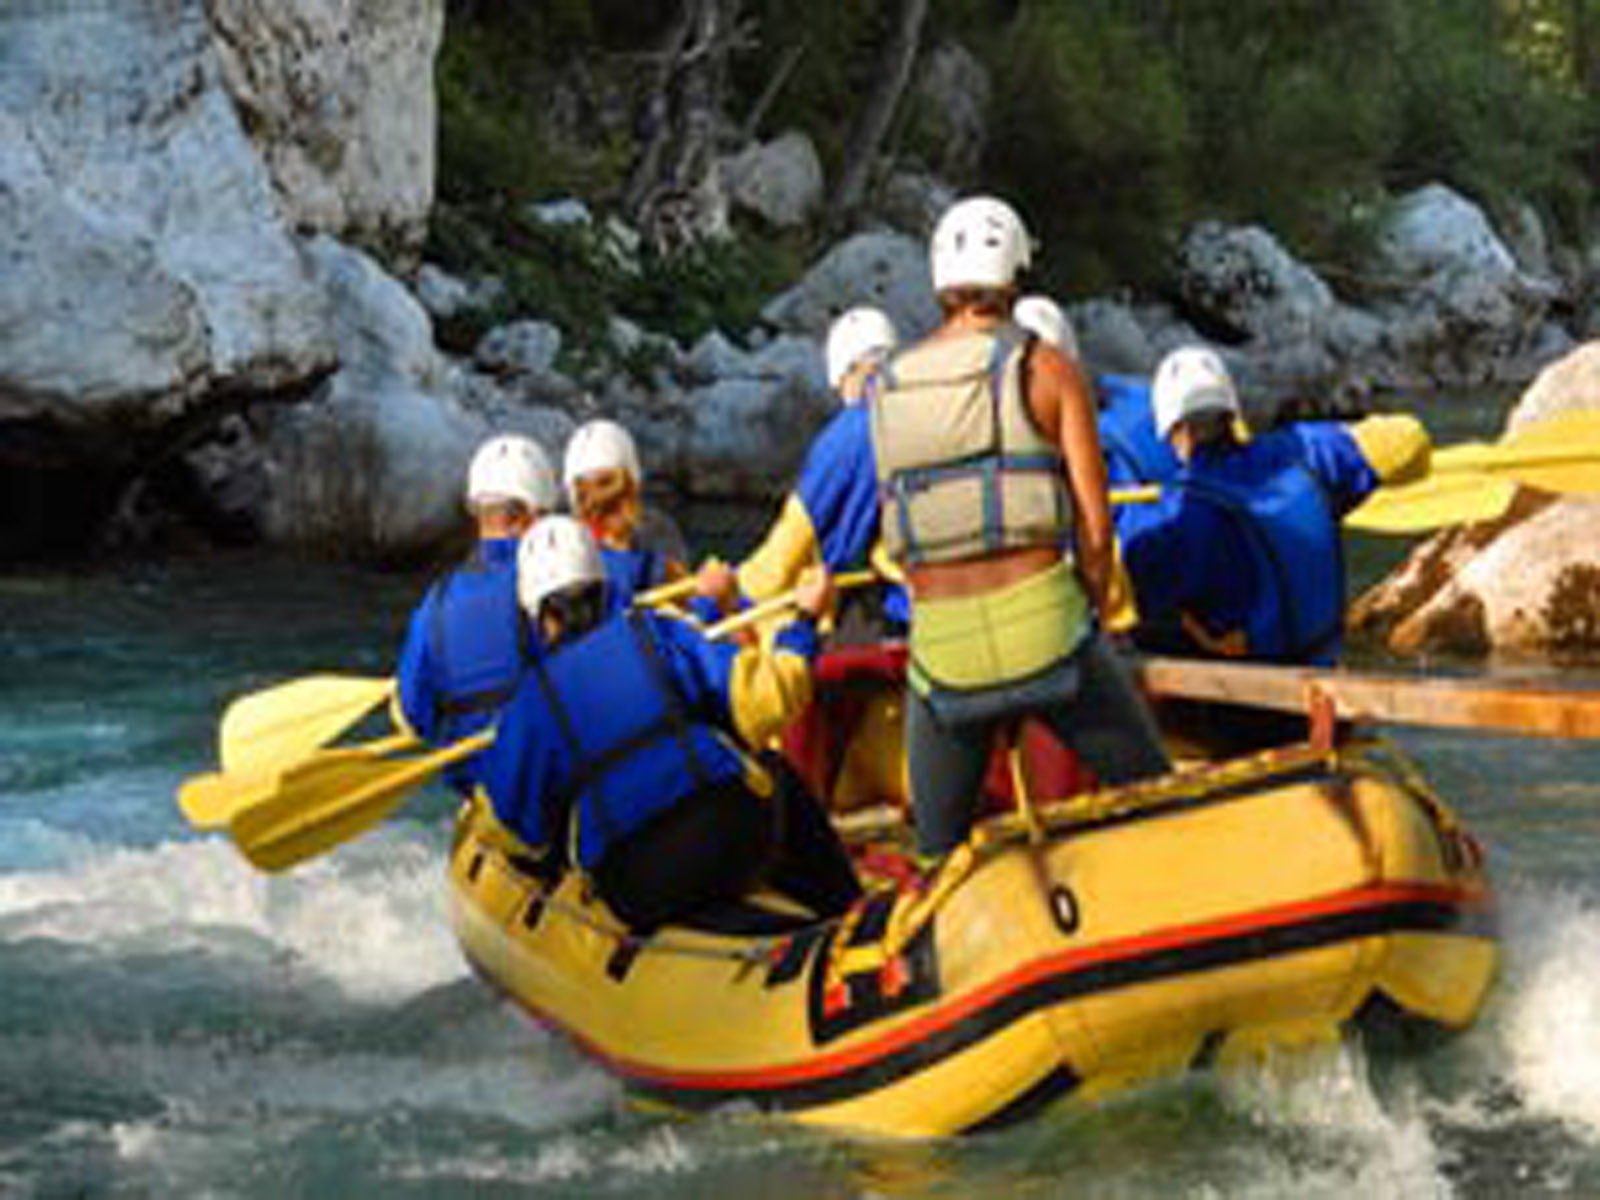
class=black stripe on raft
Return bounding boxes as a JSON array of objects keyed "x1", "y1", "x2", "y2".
[
  {"x1": 624, "y1": 895, "x2": 1493, "y2": 1114},
  {"x1": 961, "y1": 1065, "x2": 1083, "y2": 1134},
  {"x1": 807, "y1": 923, "x2": 941, "y2": 1043}
]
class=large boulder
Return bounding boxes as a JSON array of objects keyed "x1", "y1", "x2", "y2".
[
  {"x1": 1364, "y1": 184, "x2": 1559, "y2": 386},
  {"x1": 207, "y1": 0, "x2": 445, "y2": 249},
  {"x1": 0, "y1": 7, "x2": 335, "y2": 428},
  {"x1": 592, "y1": 332, "x2": 831, "y2": 503},
  {"x1": 1351, "y1": 339, "x2": 1600, "y2": 659},
  {"x1": 253, "y1": 238, "x2": 484, "y2": 558},
  {"x1": 1350, "y1": 493, "x2": 1600, "y2": 658},
  {"x1": 1174, "y1": 222, "x2": 1339, "y2": 347},
  {"x1": 1506, "y1": 339, "x2": 1600, "y2": 432},
  {"x1": 0, "y1": 1, "x2": 444, "y2": 558}
]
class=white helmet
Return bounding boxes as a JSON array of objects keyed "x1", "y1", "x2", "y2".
[
  {"x1": 466, "y1": 434, "x2": 559, "y2": 512},
  {"x1": 517, "y1": 515, "x2": 605, "y2": 616},
  {"x1": 563, "y1": 419, "x2": 642, "y2": 504},
  {"x1": 825, "y1": 306, "x2": 898, "y2": 393},
  {"x1": 1152, "y1": 346, "x2": 1241, "y2": 439},
  {"x1": 1013, "y1": 295, "x2": 1079, "y2": 358},
  {"x1": 930, "y1": 195, "x2": 1033, "y2": 293}
]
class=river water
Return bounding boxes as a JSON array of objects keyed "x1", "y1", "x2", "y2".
[{"x1": 6, "y1": 515, "x2": 1600, "y2": 1196}]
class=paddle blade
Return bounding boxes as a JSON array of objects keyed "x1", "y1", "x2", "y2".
[
  {"x1": 226, "y1": 732, "x2": 493, "y2": 873},
  {"x1": 178, "y1": 770, "x2": 275, "y2": 830},
  {"x1": 220, "y1": 675, "x2": 395, "y2": 775},
  {"x1": 1434, "y1": 411, "x2": 1600, "y2": 495},
  {"x1": 1346, "y1": 474, "x2": 1517, "y2": 533}
]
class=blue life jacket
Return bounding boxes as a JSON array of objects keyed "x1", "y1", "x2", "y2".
[
  {"x1": 601, "y1": 545, "x2": 668, "y2": 614},
  {"x1": 423, "y1": 543, "x2": 532, "y2": 746},
  {"x1": 530, "y1": 611, "x2": 746, "y2": 869},
  {"x1": 1164, "y1": 452, "x2": 1345, "y2": 665}
]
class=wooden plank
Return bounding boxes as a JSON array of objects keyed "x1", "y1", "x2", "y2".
[{"x1": 1137, "y1": 656, "x2": 1600, "y2": 740}]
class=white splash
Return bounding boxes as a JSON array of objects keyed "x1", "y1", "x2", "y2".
[
  {"x1": 1214, "y1": 1044, "x2": 1453, "y2": 1199},
  {"x1": 1499, "y1": 882, "x2": 1600, "y2": 1138},
  {"x1": 0, "y1": 822, "x2": 465, "y2": 1002}
]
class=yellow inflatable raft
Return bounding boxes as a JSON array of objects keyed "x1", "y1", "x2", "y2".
[{"x1": 447, "y1": 726, "x2": 1496, "y2": 1138}]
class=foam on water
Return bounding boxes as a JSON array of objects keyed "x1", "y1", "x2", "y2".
[
  {"x1": 0, "y1": 819, "x2": 466, "y2": 1002},
  {"x1": 1210, "y1": 1045, "x2": 1453, "y2": 1199},
  {"x1": 1495, "y1": 879, "x2": 1600, "y2": 1139},
  {"x1": 389, "y1": 1125, "x2": 700, "y2": 1190}
]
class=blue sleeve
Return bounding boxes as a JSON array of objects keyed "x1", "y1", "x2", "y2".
[
  {"x1": 1097, "y1": 375, "x2": 1180, "y2": 485},
  {"x1": 795, "y1": 407, "x2": 881, "y2": 569},
  {"x1": 395, "y1": 588, "x2": 441, "y2": 742},
  {"x1": 651, "y1": 615, "x2": 741, "y2": 727},
  {"x1": 648, "y1": 612, "x2": 819, "y2": 729},
  {"x1": 772, "y1": 615, "x2": 822, "y2": 660},
  {"x1": 683, "y1": 591, "x2": 752, "y2": 625},
  {"x1": 1279, "y1": 424, "x2": 1379, "y2": 513}
]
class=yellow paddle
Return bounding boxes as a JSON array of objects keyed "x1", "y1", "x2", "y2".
[
  {"x1": 218, "y1": 674, "x2": 396, "y2": 775},
  {"x1": 704, "y1": 568, "x2": 877, "y2": 640},
  {"x1": 226, "y1": 731, "x2": 495, "y2": 873},
  {"x1": 1344, "y1": 473, "x2": 1519, "y2": 533},
  {"x1": 634, "y1": 574, "x2": 700, "y2": 608},
  {"x1": 206, "y1": 575, "x2": 708, "y2": 784},
  {"x1": 1427, "y1": 410, "x2": 1600, "y2": 495},
  {"x1": 185, "y1": 567, "x2": 875, "y2": 872},
  {"x1": 181, "y1": 732, "x2": 420, "y2": 830}
]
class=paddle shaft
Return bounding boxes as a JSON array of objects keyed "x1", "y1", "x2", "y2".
[
  {"x1": 705, "y1": 568, "x2": 878, "y2": 639},
  {"x1": 1138, "y1": 655, "x2": 1600, "y2": 739}
]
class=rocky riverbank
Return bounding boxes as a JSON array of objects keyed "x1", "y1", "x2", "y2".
[{"x1": 3, "y1": 3, "x2": 1597, "y2": 654}]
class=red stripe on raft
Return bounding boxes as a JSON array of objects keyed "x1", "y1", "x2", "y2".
[{"x1": 542, "y1": 880, "x2": 1489, "y2": 1092}]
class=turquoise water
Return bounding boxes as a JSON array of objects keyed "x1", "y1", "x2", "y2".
[{"x1": 6, "y1": 550, "x2": 1600, "y2": 1198}]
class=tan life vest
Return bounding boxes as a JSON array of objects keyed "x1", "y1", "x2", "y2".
[{"x1": 869, "y1": 325, "x2": 1071, "y2": 566}]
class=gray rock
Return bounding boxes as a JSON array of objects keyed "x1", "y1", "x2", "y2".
[
  {"x1": 878, "y1": 171, "x2": 959, "y2": 238},
  {"x1": 1174, "y1": 222, "x2": 1338, "y2": 345},
  {"x1": 474, "y1": 320, "x2": 564, "y2": 377},
  {"x1": 208, "y1": 0, "x2": 444, "y2": 248},
  {"x1": 528, "y1": 197, "x2": 593, "y2": 228},
  {"x1": 1364, "y1": 184, "x2": 1556, "y2": 384},
  {"x1": 256, "y1": 238, "x2": 482, "y2": 556},
  {"x1": 0, "y1": 4, "x2": 335, "y2": 430},
  {"x1": 721, "y1": 131, "x2": 824, "y2": 229},
  {"x1": 762, "y1": 230, "x2": 940, "y2": 343},
  {"x1": 686, "y1": 331, "x2": 751, "y2": 382}
]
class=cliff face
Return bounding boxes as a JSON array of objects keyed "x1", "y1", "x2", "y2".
[{"x1": 0, "y1": 0, "x2": 441, "y2": 558}]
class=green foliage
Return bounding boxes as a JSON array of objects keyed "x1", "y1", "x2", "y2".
[
  {"x1": 984, "y1": 3, "x2": 1192, "y2": 293},
  {"x1": 433, "y1": 0, "x2": 1600, "y2": 323},
  {"x1": 976, "y1": 0, "x2": 1595, "y2": 288},
  {"x1": 616, "y1": 237, "x2": 808, "y2": 346},
  {"x1": 426, "y1": 200, "x2": 808, "y2": 376},
  {"x1": 435, "y1": 5, "x2": 630, "y2": 205},
  {"x1": 1386, "y1": 0, "x2": 1593, "y2": 240},
  {"x1": 732, "y1": 0, "x2": 891, "y2": 169}
]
